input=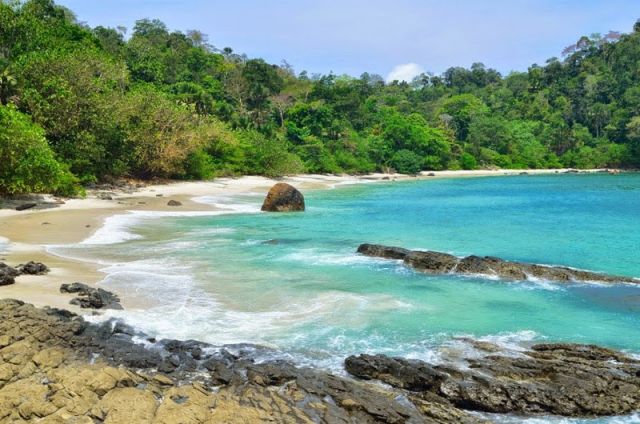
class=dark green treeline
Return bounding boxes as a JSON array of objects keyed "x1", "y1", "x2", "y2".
[{"x1": 1, "y1": 0, "x2": 640, "y2": 195}]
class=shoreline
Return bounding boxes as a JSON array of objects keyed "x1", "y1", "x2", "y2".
[
  {"x1": 0, "y1": 168, "x2": 618, "y2": 311},
  {"x1": 1, "y1": 298, "x2": 638, "y2": 423}
]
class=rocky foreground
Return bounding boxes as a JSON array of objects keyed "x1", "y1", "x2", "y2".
[
  {"x1": 0, "y1": 299, "x2": 639, "y2": 423},
  {"x1": 357, "y1": 243, "x2": 639, "y2": 284}
]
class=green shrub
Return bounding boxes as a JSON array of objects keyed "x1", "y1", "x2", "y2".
[
  {"x1": 390, "y1": 149, "x2": 423, "y2": 174},
  {"x1": 182, "y1": 150, "x2": 216, "y2": 180},
  {"x1": 460, "y1": 152, "x2": 478, "y2": 170},
  {"x1": 0, "y1": 104, "x2": 80, "y2": 196},
  {"x1": 241, "y1": 131, "x2": 305, "y2": 177}
]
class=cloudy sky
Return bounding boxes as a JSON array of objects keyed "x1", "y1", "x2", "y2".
[{"x1": 57, "y1": 0, "x2": 640, "y2": 82}]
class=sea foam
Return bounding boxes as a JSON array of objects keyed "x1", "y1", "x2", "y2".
[{"x1": 81, "y1": 207, "x2": 259, "y2": 246}]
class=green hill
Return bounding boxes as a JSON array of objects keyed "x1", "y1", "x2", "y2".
[{"x1": 1, "y1": 0, "x2": 640, "y2": 194}]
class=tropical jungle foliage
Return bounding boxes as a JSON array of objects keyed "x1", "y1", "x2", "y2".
[{"x1": 1, "y1": 0, "x2": 640, "y2": 194}]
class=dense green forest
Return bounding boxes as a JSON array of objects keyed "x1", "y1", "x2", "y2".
[{"x1": 1, "y1": 0, "x2": 640, "y2": 195}]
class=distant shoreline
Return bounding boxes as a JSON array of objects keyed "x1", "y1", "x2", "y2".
[{"x1": 0, "y1": 168, "x2": 621, "y2": 311}]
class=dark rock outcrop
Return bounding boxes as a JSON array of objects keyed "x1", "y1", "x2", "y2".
[
  {"x1": 14, "y1": 202, "x2": 37, "y2": 211},
  {"x1": 0, "y1": 264, "x2": 19, "y2": 286},
  {"x1": 60, "y1": 282, "x2": 123, "y2": 310},
  {"x1": 16, "y1": 261, "x2": 49, "y2": 275},
  {"x1": 0, "y1": 195, "x2": 64, "y2": 211},
  {"x1": 357, "y1": 243, "x2": 638, "y2": 284},
  {"x1": 346, "y1": 343, "x2": 640, "y2": 417},
  {"x1": 167, "y1": 200, "x2": 182, "y2": 206},
  {"x1": 0, "y1": 275, "x2": 14, "y2": 286},
  {"x1": 261, "y1": 183, "x2": 305, "y2": 212},
  {"x1": 0, "y1": 261, "x2": 49, "y2": 285},
  {"x1": 357, "y1": 244, "x2": 410, "y2": 260},
  {"x1": 2, "y1": 299, "x2": 639, "y2": 422},
  {"x1": 0, "y1": 299, "x2": 482, "y2": 423}
]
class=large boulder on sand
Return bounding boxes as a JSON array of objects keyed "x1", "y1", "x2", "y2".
[
  {"x1": 17, "y1": 261, "x2": 49, "y2": 275},
  {"x1": 261, "y1": 183, "x2": 305, "y2": 212},
  {"x1": 0, "y1": 263, "x2": 20, "y2": 286}
]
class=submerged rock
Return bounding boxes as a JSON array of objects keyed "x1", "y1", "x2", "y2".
[
  {"x1": 346, "y1": 343, "x2": 640, "y2": 417},
  {"x1": 357, "y1": 243, "x2": 639, "y2": 284},
  {"x1": 261, "y1": 183, "x2": 305, "y2": 212},
  {"x1": 60, "y1": 282, "x2": 123, "y2": 310}
]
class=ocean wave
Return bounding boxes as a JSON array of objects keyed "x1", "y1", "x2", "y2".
[
  {"x1": 481, "y1": 411, "x2": 640, "y2": 424},
  {"x1": 511, "y1": 278, "x2": 566, "y2": 291},
  {"x1": 187, "y1": 227, "x2": 236, "y2": 236},
  {"x1": 191, "y1": 195, "x2": 262, "y2": 213},
  {"x1": 438, "y1": 330, "x2": 542, "y2": 367},
  {"x1": 0, "y1": 236, "x2": 9, "y2": 255},
  {"x1": 83, "y1": 281, "x2": 420, "y2": 371},
  {"x1": 279, "y1": 248, "x2": 401, "y2": 268},
  {"x1": 80, "y1": 209, "x2": 256, "y2": 245}
]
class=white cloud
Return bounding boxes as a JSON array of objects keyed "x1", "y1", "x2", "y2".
[{"x1": 386, "y1": 63, "x2": 424, "y2": 83}]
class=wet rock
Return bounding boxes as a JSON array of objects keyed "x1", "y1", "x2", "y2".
[
  {"x1": 346, "y1": 343, "x2": 640, "y2": 417},
  {"x1": 167, "y1": 200, "x2": 182, "y2": 206},
  {"x1": 60, "y1": 282, "x2": 123, "y2": 310},
  {"x1": 345, "y1": 354, "x2": 447, "y2": 392},
  {"x1": 17, "y1": 261, "x2": 49, "y2": 275},
  {"x1": 15, "y1": 202, "x2": 37, "y2": 211},
  {"x1": 261, "y1": 183, "x2": 305, "y2": 212},
  {"x1": 357, "y1": 243, "x2": 639, "y2": 285},
  {"x1": 405, "y1": 251, "x2": 458, "y2": 273},
  {"x1": 357, "y1": 243, "x2": 410, "y2": 260},
  {"x1": 0, "y1": 299, "x2": 487, "y2": 423}
]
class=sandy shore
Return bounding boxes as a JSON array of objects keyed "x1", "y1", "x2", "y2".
[{"x1": 0, "y1": 169, "x2": 615, "y2": 311}]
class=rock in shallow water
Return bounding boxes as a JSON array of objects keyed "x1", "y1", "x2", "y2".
[
  {"x1": 261, "y1": 183, "x2": 305, "y2": 212},
  {"x1": 357, "y1": 243, "x2": 639, "y2": 284}
]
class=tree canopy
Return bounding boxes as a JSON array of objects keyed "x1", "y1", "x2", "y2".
[{"x1": 1, "y1": 0, "x2": 640, "y2": 194}]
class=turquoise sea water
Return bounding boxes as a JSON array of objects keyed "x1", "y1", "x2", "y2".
[{"x1": 52, "y1": 173, "x2": 640, "y2": 422}]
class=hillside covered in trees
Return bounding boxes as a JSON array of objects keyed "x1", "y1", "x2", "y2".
[{"x1": 2, "y1": 0, "x2": 640, "y2": 195}]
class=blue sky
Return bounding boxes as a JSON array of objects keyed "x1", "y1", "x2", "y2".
[{"x1": 57, "y1": 0, "x2": 640, "y2": 81}]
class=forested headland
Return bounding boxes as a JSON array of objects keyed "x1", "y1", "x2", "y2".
[{"x1": 2, "y1": 0, "x2": 640, "y2": 196}]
